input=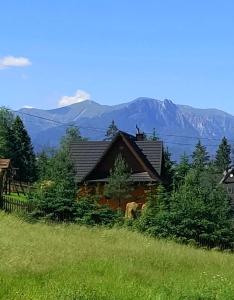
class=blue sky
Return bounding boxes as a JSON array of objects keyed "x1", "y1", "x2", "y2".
[{"x1": 1, "y1": 0, "x2": 234, "y2": 112}]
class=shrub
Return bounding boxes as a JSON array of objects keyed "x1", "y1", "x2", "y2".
[
  {"x1": 75, "y1": 195, "x2": 123, "y2": 226},
  {"x1": 30, "y1": 183, "x2": 78, "y2": 222},
  {"x1": 136, "y1": 169, "x2": 234, "y2": 250}
]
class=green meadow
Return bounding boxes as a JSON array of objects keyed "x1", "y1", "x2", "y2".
[{"x1": 0, "y1": 212, "x2": 234, "y2": 300}]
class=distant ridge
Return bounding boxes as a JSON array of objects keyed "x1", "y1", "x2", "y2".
[{"x1": 17, "y1": 98, "x2": 234, "y2": 160}]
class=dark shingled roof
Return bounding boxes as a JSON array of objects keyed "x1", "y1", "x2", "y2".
[
  {"x1": 70, "y1": 141, "x2": 110, "y2": 182},
  {"x1": 135, "y1": 141, "x2": 162, "y2": 174},
  {"x1": 87, "y1": 172, "x2": 157, "y2": 183},
  {"x1": 70, "y1": 132, "x2": 163, "y2": 183}
]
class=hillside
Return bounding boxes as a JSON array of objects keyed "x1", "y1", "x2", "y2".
[
  {"x1": 17, "y1": 98, "x2": 234, "y2": 159},
  {"x1": 0, "y1": 213, "x2": 234, "y2": 299}
]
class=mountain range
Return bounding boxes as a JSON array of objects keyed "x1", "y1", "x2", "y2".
[{"x1": 17, "y1": 98, "x2": 234, "y2": 160}]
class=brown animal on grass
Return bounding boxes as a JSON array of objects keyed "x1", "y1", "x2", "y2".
[{"x1": 125, "y1": 202, "x2": 145, "y2": 219}]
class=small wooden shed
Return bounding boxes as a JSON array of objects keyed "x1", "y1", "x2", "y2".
[{"x1": 0, "y1": 159, "x2": 12, "y2": 196}]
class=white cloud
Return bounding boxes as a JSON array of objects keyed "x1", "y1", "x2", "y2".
[
  {"x1": 22, "y1": 105, "x2": 34, "y2": 109},
  {"x1": 58, "y1": 89, "x2": 91, "y2": 107},
  {"x1": 0, "y1": 56, "x2": 31, "y2": 69}
]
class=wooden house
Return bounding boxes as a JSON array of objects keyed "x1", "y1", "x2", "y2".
[{"x1": 70, "y1": 131, "x2": 164, "y2": 210}]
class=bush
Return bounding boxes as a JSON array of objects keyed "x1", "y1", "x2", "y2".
[
  {"x1": 136, "y1": 170, "x2": 234, "y2": 250},
  {"x1": 30, "y1": 140, "x2": 78, "y2": 222},
  {"x1": 75, "y1": 195, "x2": 123, "y2": 226},
  {"x1": 29, "y1": 182, "x2": 78, "y2": 222}
]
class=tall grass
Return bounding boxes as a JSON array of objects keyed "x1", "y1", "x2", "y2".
[{"x1": 0, "y1": 212, "x2": 233, "y2": 299}]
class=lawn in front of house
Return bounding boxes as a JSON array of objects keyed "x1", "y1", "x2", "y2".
[{"x1": 0, "y1": 212, "x2": 234, "y2": 300}]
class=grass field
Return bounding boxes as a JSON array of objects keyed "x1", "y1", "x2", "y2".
[{"x1": 0, "y1": 213, "x2": 234, "y2": 300}]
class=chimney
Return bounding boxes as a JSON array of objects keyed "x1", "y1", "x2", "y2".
[
  {"x1": 135, "y1": 124, "x2": 144, "y2": 141},
  {"x1": 136, "y1": 133, "x2": 144, "y2": 141}
]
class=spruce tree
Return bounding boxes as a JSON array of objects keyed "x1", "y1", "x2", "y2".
[
  {"x1": 137, "y1": 167, "x2": 234, "y2": 248},
  {"x1": 37, "y1": 150, "x2": 50, "y2": 181},
  {"x1": 137, "y1": 184, "x2": 169, "y2": 233},
  {"x1": 104, "y1": 154, "x2": 133, "y2": 208},
  {"x1": 192, "y1": 140, "x2": 209, "y2": 170},
  {"x1": 215, "y1": 137, "x2": 231, "y2": 172},
  {"x1": 61, "y1": 126, "x2": 83, "y2": 151},
  {"x1": 31, "y1": 129, "x2": 78, "y2": 221},
  {"x1": 0, "y1": 107, "x2": 15, "y2": 158},
  {"x1": 149, "y1": 128, "x2": 159, "y2": 141},
  {"x1": 104, "y1": 120, "x2": 118, "y2": 141},
  {"x1": 11, "y1": 116, "x2": 37, "y2": 182},
  {"x1": 161, "y1": 147, "x2": 174, "y2": 191},
  {"x1": 32, "y1": 148, "x2": 77, "y2": 221},
  {"x1": 174, "y1": 153, "x2": 190, "y2": 187},
  {"x1": 168, "y1": 167, "x2": 234, "y2": 248}
]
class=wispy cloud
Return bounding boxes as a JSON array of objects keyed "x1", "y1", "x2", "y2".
[
  {"x1": 58, "y1": 89, "x2": 91, "y2": 107},
  {"x1": 0, "y1": 56, "x2": 31, "y2": 69},
  {"x1": 22, "y1": 105, "x2": 34, "y2": 109}
]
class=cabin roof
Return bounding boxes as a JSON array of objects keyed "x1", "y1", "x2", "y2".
[
  {"x1": 87, "y1": 172, "x2": 157, "y2": 183},
  {"x1": 70, "y1": 131, "x2": 163, "y2": 183}
]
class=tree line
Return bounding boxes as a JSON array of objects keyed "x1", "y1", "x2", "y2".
[
  {"x1": 0, "y1": 108, "x2": 37, "y2": 182},
  {"x1": 0, "y1": 110, "x2": 233, "y2": 249}
]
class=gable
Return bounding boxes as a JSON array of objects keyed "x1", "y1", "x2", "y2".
[
  {"x1": 70, "y1": 132, "x2": 163, "y2": 183},
  {"x1": 86, "y1": 137, "x2": 154, "y2": 181}
]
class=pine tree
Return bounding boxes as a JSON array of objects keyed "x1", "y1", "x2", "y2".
[
  {"x1": 37, "y1": 150, "x2": 50, "y2": 180},
  {"x1": 161, "y1": 147, "x2": 174, "y2": 191},
  {"x1": 174, "y1": 153, "x2": 190, "y2": 187},
  {"x1": 104, "y1": 120, "x2": 118, "y2": 141},
  {"x1": 168, "y1": 167, "x2": 234, "y2": 248},
  {"x1": 149, "y1": 128, "x2": 159, "y2": 141},
  {"x1": 137, "y1": 184, "x2": 169, "y2": 233},
  {"x1": 32, "y1": 147, "x2": 77, "y2": 221},
  {"x1": 137, "y1": 167, "x2": 234, "y2": 248},
  {"x1": 215, "y1": 137, "x2": 231, "y2": 172},
  {"x1": 11, "y1": 116, "x2": 37, "y2": 182},
  {"x1": 104, "y1": 154, "x2": 133, "y2": 207},
  {"x1": 31, "y1": 130, "x2": 78, "y2": 221},
  {"x1": 192, "y1": 140, "x2": 209, "y2": 170},
  {"x1": 0, "y1": 107, "x2": 15, "y2": 158},
  {"x1": 61, "y1": 126, "x2": 83, "y2": 151}
]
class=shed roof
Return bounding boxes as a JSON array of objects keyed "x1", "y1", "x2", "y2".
[{"x1": 0, "y1": 159, "x2": 11, "y2": 169}]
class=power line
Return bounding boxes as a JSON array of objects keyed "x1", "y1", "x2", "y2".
[
  {"x1": 164, "y1": 141, "x2": 220, "y2": 147},
  {"x1": 148, "y1": 133, "x2": 225, "y2": 142},
  {"x1": 16, "y1": 111, "x2": 67, "y2": 126},
  {"x1": 15, "y1": 110, "x2": 107, "y2": 133},
  {"x1": 145, "y1": 132, "x2": 234, "y2": 143},
  {"x1": 13, "y1": 109, "x2": 233, "y2": 146}
]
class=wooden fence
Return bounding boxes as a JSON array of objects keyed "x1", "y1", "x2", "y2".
[
  {"x1": 0, "y1": 196, "x2": 34, "y2": 213},
  {"x1": 8, "y1": 182, "x2": 36, "y2": 194}
]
